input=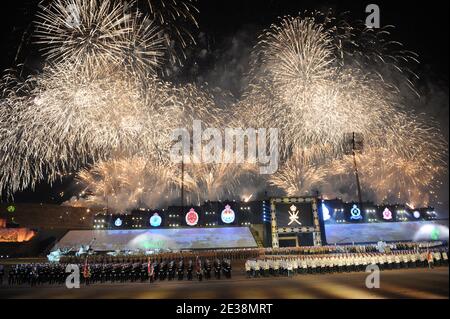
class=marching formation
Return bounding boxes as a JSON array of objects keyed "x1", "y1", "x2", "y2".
[
  {"x1": 4, "y1": 258, "x2": 232, "y2": 286},
  {"x1": 245, "y1": 249, "x2": 449, "y2": 278},
  {"x1": 2, "y1": 243, "x2": 448, "y2": 287},
  {"x1": 59, "y1": 249, "x2": 260, "y2": 264}
]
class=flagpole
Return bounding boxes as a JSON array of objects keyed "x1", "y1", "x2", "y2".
[{"x1": 181, "y1": 157, "x2": 185, "y2": 216}]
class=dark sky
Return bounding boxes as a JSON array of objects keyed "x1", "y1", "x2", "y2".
[
  {"x1": 0, "y1": 0, "x2": 448, "y2": 205},
  {"x1": 1, "y1": 1, "x2": 448, "y2": 77}
]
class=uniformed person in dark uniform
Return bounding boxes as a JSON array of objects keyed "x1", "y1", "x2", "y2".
[
  {"x1": 187, "y1": 260, "x2": 193, "y2": 280},
  {"x1": 159, "y1": 260, "x2": 167, "y2": 281},
  {"x1": 204, "y1": 259, "x2": 212, "y2": 280},
  {"x1": 214, "y1": 259, "x2": 221, "y2": 279},
  {"x1": 177, "y1": 259, "x2": 184, "y2": 280},
  {"x1": 0, "y1": 264, "x2": 5, "y2": 285},
  {"x1": 30, "y1": 265, "x2": 38, "y2": 287},
  {"x1": 222, "y1": 259, "x2": 232, "y2": 279},
  {"x1": 196, "y1": 258, "x2": 203, "y2": 281},
  {"x1": 8, "y1": 267, "x2": 15, "y2": 285},
  {"x1": 168, "y1": 260, "x2": 175, "y2": 280}
]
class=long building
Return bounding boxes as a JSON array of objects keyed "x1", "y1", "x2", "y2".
[{"x1": 1, "y1": 198, "x2": 448, "y2": 257}]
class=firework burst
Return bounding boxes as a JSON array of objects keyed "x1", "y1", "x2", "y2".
[
  {"x1": 0, "y1": 7, "x2": 447, "y2": 209},
  {"x1": 35, "y1": 0, "x2": 167, "y2": 76},
  {"x1": 144, "y1": 0, "x2": 199, "y2": 63},
  {"x1": 72, "y1": 156, "x2": 181, "y2": 211},
  {"x1": 240, "y1": 11, "x2": 447, "y2": 206}
]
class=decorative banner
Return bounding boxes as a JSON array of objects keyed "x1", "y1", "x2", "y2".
[
  {"x1": 114, "y1": 218, "x2": 123, "y2": 227},
  {"x1": 413, "y1": 211, "x2": 421, "y2": 219},
  {"x1": 321, "y1": 203, "x2": 331, "y2": 221},
  {"x1": 382, "y1": 208, "x2": 393, "y2": 220},
  {"x1": 221, "y1": 205, "x2": 236, "y2": 224},
  {"x1": 288, "y1": 205, "x2": 302, "y2": 226},
  {"x1": 185, "y1": 208, "x2": 199, "y2": 226},
  {"x1": 350, "y1": 204, "x2": 362, "y2": 220},
  {"x1": 150, "y1": 213, "x2": 162, "y2": 227}
]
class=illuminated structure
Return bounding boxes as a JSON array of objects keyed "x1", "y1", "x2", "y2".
[{"x1": 90, "y1": 197, "x2": 447, "y2": 248}]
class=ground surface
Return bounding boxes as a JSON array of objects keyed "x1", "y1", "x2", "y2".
[{"x1": 0, "y1": 267, "x2": 448, "y2": 299}]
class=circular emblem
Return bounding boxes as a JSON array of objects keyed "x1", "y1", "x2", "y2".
[
  {"x1": 350, "y1": 204, "x2": 362, "y2": 220},
  {"x1": 321, "y1": 203, "x2": 331, "y2": 221},
  {"x1": 413, "y1": 211, "x2": 421, "y2": 219},
  {"x1": 7, "y1": 205, "x2": 15, "y2": 213},
  {"x1": 221, "y1": 205, "x2": 235, "y2": 224},
  {"x1": 114, "y1": 218, "x2": 122, "y2": 227},
  {"x1": 382, "y1": 208, "x2": 393, "y2": 220},
  {"x1": 185, "y1": 208, "x2": 199, "y2": 226},
  {"x1": 150, "y1": 213, "x2": 162, "y2": 227}
]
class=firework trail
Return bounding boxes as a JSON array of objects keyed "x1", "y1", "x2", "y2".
[
  {"x1": 35, "y1": 0, "x2": 167, "y2": 76},
  {"x1": 269, "y1": 147, "x2": 332, "y2": 197},
  {"x1": 242, "y1": 12, "x2": 419, "y2": 160},
  {"x1": 182, "y1": 160, "x2": 259, "y2": 206},
  {"x1": 69, "y1": 156, "x2": 181, "y2": 211},
  {"x1": 0, "y1": 0, "x2": 207, "y2": 197},
  {"x1": 0, "y1": 63, "x2": 177, "y2": 194},
  {"x1": 70, "y1": 151, "x2": 259, "y2": 211},
  {"x1": 323, "y1": 146, "x2": 446, "y2": 207},
  {"x1": 144, "y1": 0, "x2": 199, "y2": 64},
  {"x1": 0, "y1": 5, "x2": 447, "y2": 209},
  {"x1": 240, "y1": 11, "x2": 447, "y2": 205}
]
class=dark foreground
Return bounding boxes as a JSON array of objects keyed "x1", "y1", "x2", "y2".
[{"x1": 0, "y1": 268, "x2": 448, "y2": 299}]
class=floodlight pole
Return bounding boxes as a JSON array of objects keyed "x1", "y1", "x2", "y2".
[
  {"x1": 181, "y1": 158, "x2": 185, "y2": 215},
  {"x1": 352, "y1": 132, "x2": 363, "y2": 206}
]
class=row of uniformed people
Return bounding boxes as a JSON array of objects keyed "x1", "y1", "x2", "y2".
[
  {"x1": 5, "y1": 258, "x2": 232, "y2": 286},
  {"x1": 0, "y1": 264, "x2": 4, "y2": 285},
  {"x1": 60, "y1": 248, "x2": 260, "y2": 264},
  {"x1": 262, "y1": 242, "x2": 432, "y2": 257},
  {"x1": 7, "y1": 263, "x2": 66, "y2": 286},
  {"x1": 245, "y1": 250, "x2": 448, "y2": 277}
]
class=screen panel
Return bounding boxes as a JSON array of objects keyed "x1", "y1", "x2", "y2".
[
  {"x1": 274, "y1": 202, "x2": 314, "y2": 227},
  {"x1": 324, "y1": 220, "x2": 449, "y2": 244},
  {"x1": 218, "y1": 203, "x2": 238, "y2": 226},
  {"x1": 55, "y1": 226, "x2": 258, "y2": 251}
]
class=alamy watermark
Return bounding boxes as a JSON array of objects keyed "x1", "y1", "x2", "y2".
[
  {"x1": 170, "y1": 120, "x2": 279, "y2": 174},
  {"x1": 65, "y1": 4, "x2": 81, "y2": 28},
  {"x1": 65, "y1": 264, "x2": 80, "y2": 289},
  {"x1": 365, "y1": 4, "x2": 380, "y2": 29},
  {"x1": 365, "y1": 264, "x2": 380, "y2": 289}
]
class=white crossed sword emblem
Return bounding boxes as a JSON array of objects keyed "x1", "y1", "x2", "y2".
[{"x1": 288, "y1": 205, "x2": 302, "y2": 226}]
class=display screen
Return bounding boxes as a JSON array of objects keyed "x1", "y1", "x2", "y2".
[
  {"x1": 274, "y1": 202, "x2": 314, "y2": 227},
  {"x1": 344, "y1": 203, "x2": 365, "y2": 222},
  {"x1": 219, "y1": 203, "x2": 237, "y2": 225},
  {"x1": 325, "y1": 220, "x2": 449, "y2": 244},
  {"x1": 55, "y1": 227, "x2": 258, "y2": 251},
  {"x1": 182, "y1": 207, "x2": 200, "y2": 227}
]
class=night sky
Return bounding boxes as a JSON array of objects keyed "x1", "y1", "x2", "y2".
[{"x1": 0, "y1": 0, "x2": 448, "y2": 208}]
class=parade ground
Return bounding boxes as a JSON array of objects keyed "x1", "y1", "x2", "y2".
[{"x1": 0, "y1": 267, "x2": 447, "y2": 299}]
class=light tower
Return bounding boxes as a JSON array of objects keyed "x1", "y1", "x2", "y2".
[{"x1": 344, "y1": 132, "x2": 364, "y2": 206}]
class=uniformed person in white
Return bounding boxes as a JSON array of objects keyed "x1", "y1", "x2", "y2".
[
  {"x1": 245, "y1": 260, "x2": 252, "y2": 278},
  {"x1": 442, "y1": 250, "x2": 448, "y2": 266}
]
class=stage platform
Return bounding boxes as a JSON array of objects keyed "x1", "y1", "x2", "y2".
[{"x1": 54, "y1": 227, "x2": 258, "y2": 251}]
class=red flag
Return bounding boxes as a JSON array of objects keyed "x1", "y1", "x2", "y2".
[
  {"x1": 148, "y1": 258, "x2": 154, "y2": 277},
  {"x1": 83, "y1": 256, "x2": 89, "y2": 278}
]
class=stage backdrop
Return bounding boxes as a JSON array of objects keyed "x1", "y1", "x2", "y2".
[
  {"x1": 55, "y1": 227, "x2": 258, "y2": 251},
  {"x1": 324, "y1": 220, "x2": 449, "y2": 244}
]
